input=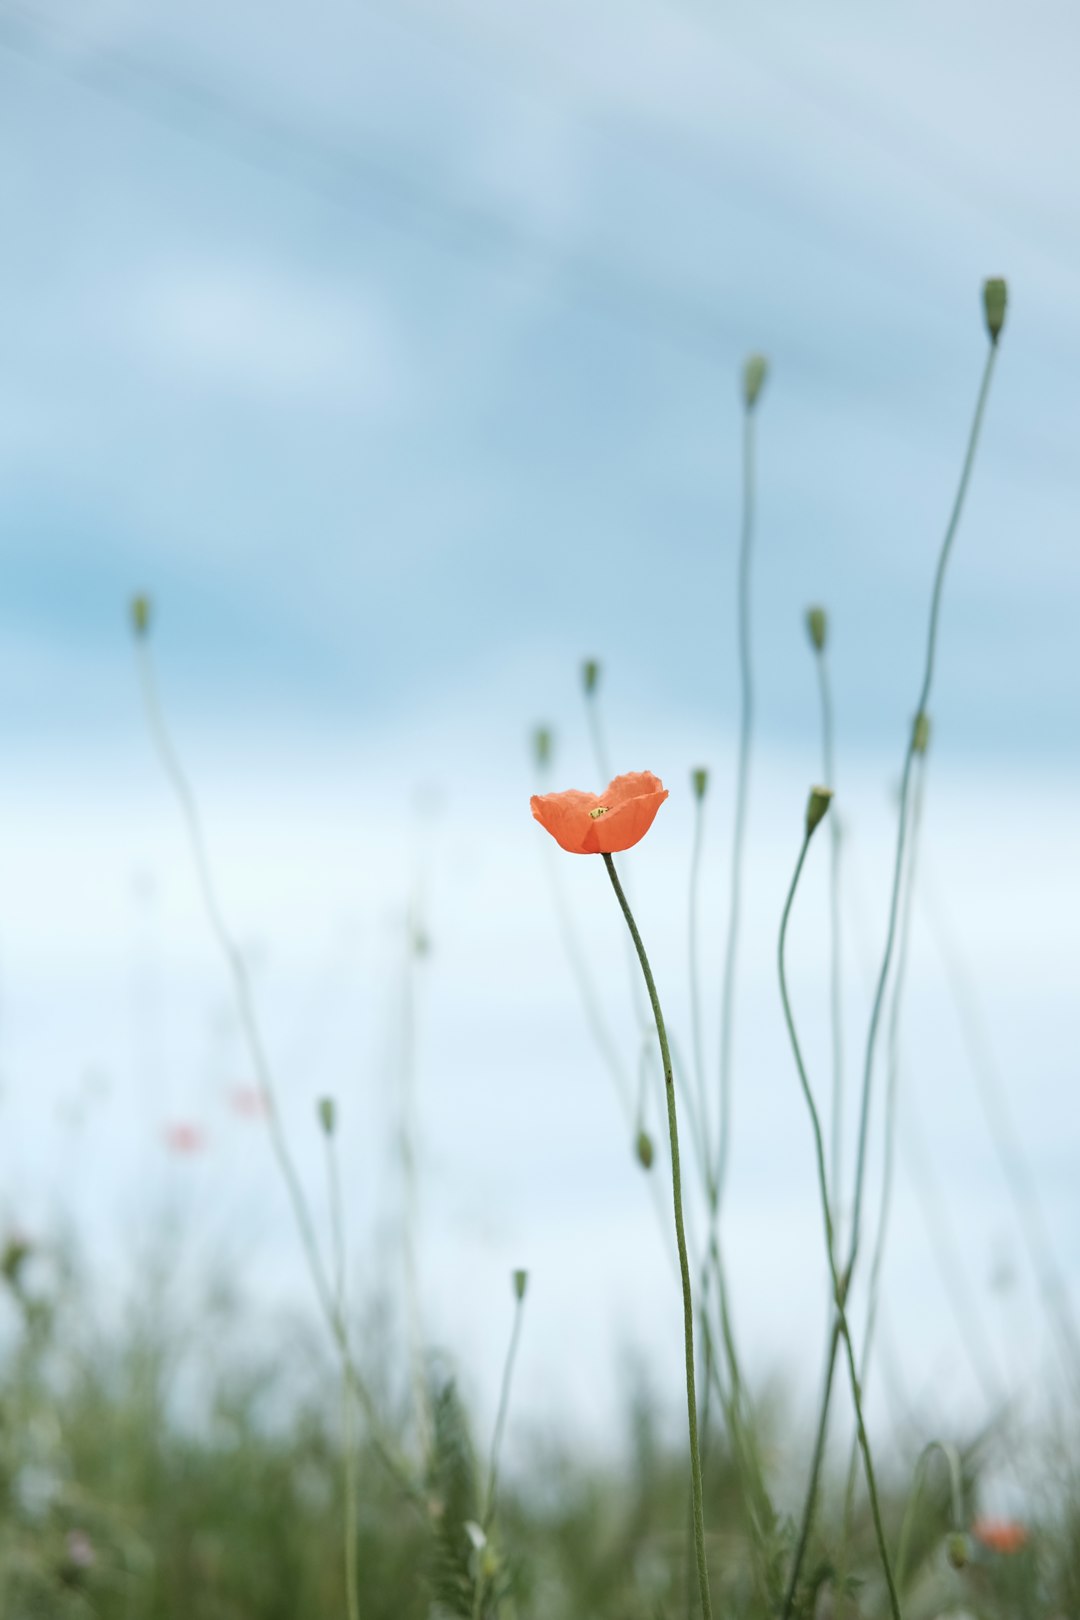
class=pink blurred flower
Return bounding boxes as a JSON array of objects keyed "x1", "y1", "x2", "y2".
[
  {"x1": 163, "y1": 1122, "x2": 206, "y2": 1156},
  {"x1": 229, "y1": 1085, "x2": 268, "y2": 1120}
]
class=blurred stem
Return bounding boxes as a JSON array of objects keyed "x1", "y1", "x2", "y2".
[
  {"x1": 782, "y1": 1319, "x2": 841, "y2": 1620},
  {"x1": 602, "y1": 853, "x2": 713, "y2": 1620},
  {"x1": 800, "y1": 336, "x2": 1001, "y2": 1582},
  {"x1": 401, "y1": 891, "x2": 432, "y2": 1459},
  {"x1": 843, "y1": 755, "x2": 927, "y2": 1540},
  {"x1": 688, "y1": 788, "x2": 711, "y2": 1173},
  {"x1": 813, "y1": 644, "x2": 845, "y2": 1234},
  {"x1": 919, "y1": 857, "x2": 1080, "y2": 1400},
  {"x1": 472, "y1": 1285, "x2": 528, "y2": 1620},
  {"x1": 134, "y1": 638, "x2": 421, "y2": 1509},
  {"x1": 325, "y1": 1129, "x2": 361, "y2": 1620},
  {"x1": 715, "y1": 401, "x2": 757, "y2": 1211},
  {"x1": 848, "y1": 339, "x2": 999, "y2": 1281},
  {"x1": 483, "y1": 1289, "x2": 526, "y2": 1530},
  {"x1": 778, "y1": 826, "x2": 902, "y2": 1620}
]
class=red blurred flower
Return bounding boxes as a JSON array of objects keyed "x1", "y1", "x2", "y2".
[
  {"x1": 530, "y1": 771, "x2": 669, "y2": 855},
  {"x1": 164, "y1": 1122, "x2": 206, "y2": 1156},
  {"x1": 973, "y1": 1516, "x2": 1028, "y2": 1555}
]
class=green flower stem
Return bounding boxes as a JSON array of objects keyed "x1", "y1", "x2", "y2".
[
  {"x1": 848, "y1": 338, "x2": 999, "y2": 1276},
  {"x1": 135, "y1": 638, "x2": 421, "y2": 1511},
  {"x1": 483, "y1": 1288, "x2": 526, "y2": 1533},
  {"x1": 715, "y1": 400, "x2": 757, "y2": 1211},
  {"x1": 325, "y1": 1128, "x2": 361, "y2": 1620},
  {"x1": 781, "y1": 1318, "x2": 842, "y2": 1620},
  {"x1": 786, "y1": 330, "x2": 1002, "y2": 1607},
  {"x1": 472, "y1": 1285, "x2": 528, "y2": 1620},
  {"x1": 779, "y1": 827, "x2": 903, "y2": 1620},
  {"x1": 688, "y1": 788, "x2": 711, "y2": 1168},
  {"x1": 603, "y1": 853, "x2": 713, "y2": 1620},
  {"x1": 843, "y1": 755, "x2": 927, "y2": 1538},
  {"x1": 812, "y1": 643, "x2": 845, "y2": 1229}
]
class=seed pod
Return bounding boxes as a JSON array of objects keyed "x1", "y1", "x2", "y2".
[{"x1": 805, "y1": 785, "x2": 834, "y2": 838}]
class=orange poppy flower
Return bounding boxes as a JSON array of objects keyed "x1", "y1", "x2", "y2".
[
  {"x1": 531, "y1": 771, "x2": 669, "y2": 855},
  {"x1": 973, "y1": 1516, "x2": 1028, "y2": 1555}
]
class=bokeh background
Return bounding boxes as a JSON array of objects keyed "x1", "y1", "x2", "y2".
[{"x1": 3, "y1": 0, "x2": 1079, "y2": 1504}]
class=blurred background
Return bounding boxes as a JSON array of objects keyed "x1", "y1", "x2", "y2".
[{"x1": 2, "y1": 0, "x2": 1079, "y2": 1513}]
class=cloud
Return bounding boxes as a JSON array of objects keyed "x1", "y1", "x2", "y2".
[{"x1": 125, "y1": 260, "x2": 404, "y2": 407}]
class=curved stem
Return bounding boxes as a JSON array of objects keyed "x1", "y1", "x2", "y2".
[
  {"x1": 135, "y1": 640, "x2": 421, "y2": 1507},
  {"x1": 779, "y1": 827, "x2": 903, "y2": 1620},
  {"x1": 603, "y1": 853, "x2": 713, "y2": 1620},
  {"x1": 800, "y1": 337, "x2": 1002, "y2": 1577},
  {"x1": 843, "y1": 756, "x2": 927, "y2": 1536},
  {"x1": 848, "y1": 340, "x2": 998, "y2": 1276},
  {"x1": 715, "y1": 404, "x2": 756, "y2": 1211},
  {"x1": 813, "y1": 647, "x2": 845, "y2": 1232}
]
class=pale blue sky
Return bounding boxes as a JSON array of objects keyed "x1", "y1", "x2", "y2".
[{"x1": 2, "y1": 0, "x2": 1078, "y2": 1469}]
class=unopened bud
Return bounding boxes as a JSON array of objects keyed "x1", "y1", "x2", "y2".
[
  {"x1": 582, "y1": 659, "x2": 600, "y2": 696},
  {"x1": 130, "y1": 594, "x2": 152, "y2": 638},
  {"x1": 805, "y1": 605, "x2": 827, "y2": 652},
  {"x1": 635, "y1": 1129, "x2": 655, "y2": 1170},
  {"x1": 805, "y1": 785, "x2": 834, "y2": 839},
  {"x1": 532, "y1": 725, "x2": 553, "y2": 770},
  {"x1": 513, "y1": 1268, "x2": 528, "y2": 1302},
  {"x1": 946, "y1": 1532, "x2": 970, "y2": 1571},
  {"x1": 742, "y1": 353, "x2": 768, "y2": 410},
  {"x1": 317, "y1": 1097, "x2": 336, "y2": 1136},
  {"x1": 983, "y1": 277, "x2": 1008, "y2": 344},
  {"x1": 912, "y1": 711, "x2": 931, "y2": 755},
  {"x1": 691, "y1": 767, "x2": 708, "y2": 801}
]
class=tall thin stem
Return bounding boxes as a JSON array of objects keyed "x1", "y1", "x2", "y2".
[
  {"x1": 785, "y1": 331, "x2": 1002, "y2": 1604},
  {"x1": 603, "y1": 853, "x2": 713, "y2": 1620},
  {"x1": 920, "y1": 861, "x2": 1080, "y2": 1400},
  {"x1": 134, "y1": 634, "x2": 420, "y2": 1507},
  {"x1": 325, "y1": 1125, "x2": 361, "y2": 1620},
  {"x1": 483, "y1": 1287, "x2": 527, "y2": 1530},
  {"x1": 715, "y1": 402, "x2": 757, "y2": 1211},
  {"x1": 779, "y1": 820, "x2": 903, "y2": 1620},
  {"x1": 813, "y1": 645, "x2": 845, "y2": 1231},
  {"x1": 688, "y1": 783, "x2": 711, "y2": 1171},
  {"x1": 843, "y1": 756, "x2": 927, "y2": 1539},
  {"x1": 848, "y1": 340, "x2": 999, "y2": 1274}
]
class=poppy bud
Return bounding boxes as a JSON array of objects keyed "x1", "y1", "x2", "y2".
[
  {"x1": 691, "y1": 767, "x2": 708, "y2": 801},
  {"x1": 317, "y1": 1096, "x2": 336, "y2": 1136},
  {"x1": 805, "y1": 605, "x2": 827, "y2": 652},
  {"x1": 635, "y1": 1129, "x2": 655, "y2": 1170},
  {"x1": 912, "y1": 711, "x2": 931, "y2": 755},
  {"x1": 532, "y1": 725, "x2": 553, "y2": 770},
  {"x1": 130, "y1": 594, "x2": 152, "y2": 638},
  {"x1": 742, "y1": 353, "x2": 768, "y2": 410},
  {"x1": 946, "y1": 1532, "x2": 970, "y2": 1570},
  {"x1": 805, "y1": 785, "x2": 834, "y2": 839},
  {"x1": 983, "y1": 277, "x2": 1008, "y2": 344},
  {"x1": 582, "y1": 658, "x2": 600, "y2": 696},
  {"x1": 513, "y1": 1268, "x2": 528, "y2": 1301}
]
